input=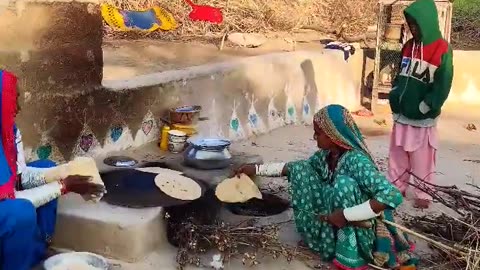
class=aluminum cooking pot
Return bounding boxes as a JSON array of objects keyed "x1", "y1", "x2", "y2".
[{"x1": 184, "y1": 137, "x2": 232, "y2": 170}]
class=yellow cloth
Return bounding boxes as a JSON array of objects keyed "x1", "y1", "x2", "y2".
[{"x1": 100, "y1": 4, "x2": 177, "y2": 32}]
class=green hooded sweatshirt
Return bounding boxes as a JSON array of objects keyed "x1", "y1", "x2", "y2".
[{"x1": 388, "y1": 0, "x2": 454, "y2": 126}]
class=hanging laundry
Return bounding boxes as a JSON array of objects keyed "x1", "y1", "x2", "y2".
[
  {"x1": 325, "y1": 41, "x2": 356, "y2": 61},
  {"x1": 184, "y1": 0, "x2": 223, "y2": 24},
  {"x1": 101, "y1": 4, "x2": 177, "y2": 32}
]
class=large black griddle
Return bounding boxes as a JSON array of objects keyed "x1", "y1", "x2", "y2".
[{"x1": 101, "y1": 168, "x2": 207, "y2": 208}]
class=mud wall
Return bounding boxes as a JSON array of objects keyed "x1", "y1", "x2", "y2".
[
  {"x1": 48, "y1": 50, "x2": 361, "y2": 163},
  {"x1": 1, "y1": 0, "x2": 364, "y2": 164},
  {"x1": 19, "y1": 49, "x2": 361, "y2": 163},
  {"x1": 0, "y1": 0, "x2": 104, "y2": 162}
]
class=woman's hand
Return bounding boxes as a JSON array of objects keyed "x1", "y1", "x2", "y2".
[
  {"x1": 63, "y1": 175, "x2": 104, "y2": 196},
  {"x1": 319, "y1": 209, "x2": 348, "y2": 228},
  {"x1": 233, "y1": 164, "x2": 256, "y2": 178}
]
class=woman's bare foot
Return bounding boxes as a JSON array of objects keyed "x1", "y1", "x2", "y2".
[{"x1": 414, "y1": 199, "x2": 431, "y2": 209}]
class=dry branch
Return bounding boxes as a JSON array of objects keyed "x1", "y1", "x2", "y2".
[
  {"x1": 170, "y1": 217, "x2": 320, "y2": 269},
  {"x1": 400, "y1": 171, "x2": 480, "y2": 269}
]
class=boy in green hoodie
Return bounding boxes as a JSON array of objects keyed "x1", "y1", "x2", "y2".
[{"x1": 387, "y1": 0, "x2": 453, "y2": 209}]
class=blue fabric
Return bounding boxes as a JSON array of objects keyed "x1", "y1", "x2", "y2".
[
  {"x1": 325, "y1": 42, "x2": 355, "y2": 61},
  {"x1": 0, "y1": 70, "x2": 13, "y2": 186},
  {"x1": 29, "y1": 160, "x2": 58, "y2": 267},
  {"x1": 0, "y1": 160, "x2": 58, "y2": 270},
  {"x1": 0, "y1": 199, "x2": 38, "y2": 270},
  {"x1": 121, "y1": 9, "x2": 160, "y2": 29}
]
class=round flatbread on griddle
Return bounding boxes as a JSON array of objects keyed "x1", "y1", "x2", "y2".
[
  {"x1": 154, "y1": 173, "x2": 201, "y2": 201},
  {"x1": 215, "y1": 174, "x2": 262, "y2": 203}
]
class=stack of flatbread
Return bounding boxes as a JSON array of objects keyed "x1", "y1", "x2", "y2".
[
  {"x1": 65, "y1": 157, "x2": 105, "y2": 202},
  {"x1": 140, "y1": 167, "x2": 202, "y2": 201},
  {"x1": 43, "y1": 157, "x2": 105, "y2": 202},
  {"x1": 215, "y1": 174, "x2": 262, "y2": 203}
]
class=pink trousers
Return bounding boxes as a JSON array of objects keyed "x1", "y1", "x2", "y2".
[{"x1": 387, "y1": 123, "x2": 437, "y2": 201}]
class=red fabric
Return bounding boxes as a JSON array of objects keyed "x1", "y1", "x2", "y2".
[
  {"x1": 332, "y1": 259, "x2": 368, "y2": 270},
  {"x1": 0, "y1": 70, "x2": 18, "y2": 200},
  {"x1": 402, "y1": 39, "x2": 449, "y2": 67},
  {"x1": 184, "y1": 0, "x2": 223, "y2": 24}
]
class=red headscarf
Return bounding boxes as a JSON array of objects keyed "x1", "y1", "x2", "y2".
[{"x1": 0, "y1": 70, "x2": 18, "y2": 200}]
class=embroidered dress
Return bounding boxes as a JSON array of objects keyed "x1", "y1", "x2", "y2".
[{"x1": 285, "y1": 105, "x2": 417, "y2": 269}]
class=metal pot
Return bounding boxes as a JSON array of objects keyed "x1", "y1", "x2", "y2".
[
  {"x1": 184, "y1": 137, "x2": 232, "y2": 170},
  {"x1": 169, "y1": 105, "x2": 202, "y2": 125}
]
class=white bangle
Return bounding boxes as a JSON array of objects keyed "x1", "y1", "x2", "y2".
[
  {"x1": 343, "y1": 200, "x2": 380, "y2": 222},
  {"x1": 15, "y1": 181, "x2": 62, "y2": 208},
  {"x1": 255, "y1": 163, "x2": 285, "y2": 177}
]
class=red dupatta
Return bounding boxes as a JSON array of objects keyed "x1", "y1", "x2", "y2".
[{"x1": 0, "y1": 70, "x2": 18, "y2": 200}]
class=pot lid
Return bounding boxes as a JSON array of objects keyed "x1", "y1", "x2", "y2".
[
  {"x1": 103, "y1": 156, "x2": 138, "y2": 168},
  {"x1": 188, "y1": 137, "x2": 231, "y2": 149},
  {"x1": 173, "y1": 105, "x2": 201, "y2": 113},
  {"x1": 168, "y1": 130, "x2": 187, "y2": 136}
]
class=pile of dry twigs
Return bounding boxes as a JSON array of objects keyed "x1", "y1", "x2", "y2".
[
  {"x1": 171, "y1": 217, "x2": 320, "y2": 269},
  {"x1": 402, "y1": 172, "x2": 480, "y2": 270}
]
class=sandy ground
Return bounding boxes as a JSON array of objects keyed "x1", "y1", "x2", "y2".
[
  {"x1": 109, "y1": 113, "x2": 480, "y2": 270},
  {"x1": 102, "y1": 31, "x2": 329, "y2": 80}
]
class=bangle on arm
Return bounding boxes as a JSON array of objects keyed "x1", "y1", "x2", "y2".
[
  {"x1": 255, "y1": 163, "x2": 285, "y2": 177},
  {"x1": 15, "y1": 181, "x2": 64, "y2": 208},
  {"x1": 343, "y1": 200, "x2": 380, "y2": 222}
]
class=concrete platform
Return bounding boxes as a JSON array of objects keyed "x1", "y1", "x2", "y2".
[{"x1": 52, "y1": 194, "x2": 166, "y2": 262}]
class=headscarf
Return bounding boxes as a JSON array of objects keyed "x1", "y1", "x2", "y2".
[
  {"x1": 0, "y1": 70, "x2": 18, "y2": 200},
  {"x1": 313, "y1": 104, "x2": 373, "y2": 160}
]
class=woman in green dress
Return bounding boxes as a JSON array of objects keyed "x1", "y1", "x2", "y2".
[{"x1": 235, "y1": 104, "x2": 417, "y2": 270}]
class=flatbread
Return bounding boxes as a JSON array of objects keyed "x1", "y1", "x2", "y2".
[
  {"x1": 66, "y1": 157, "x2": 105, "y2": 202},
  {"x1": 215, "y1": 174, "x2": 262, "y2": 203},
  {"x1": 154, "y1": 173, "x2": 201, "y2": 201},
  {"x1": 135, "y1": 167, "x2": 182, "y2": 175}
]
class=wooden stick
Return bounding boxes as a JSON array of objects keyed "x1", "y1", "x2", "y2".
[
  {"x1": 368, "y1": 263, "x2": 389, "y2": 270},
  {"x1": 382, "y1": 219, "x2": 468, "y2": 257}
]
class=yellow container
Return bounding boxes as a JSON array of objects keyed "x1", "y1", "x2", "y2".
[
  {"x1": 160, "y1": 125, "x2": 170, "y2": 151},
  {"x1": 171, "y1": 124, "x2": 197, "y2": 136}
]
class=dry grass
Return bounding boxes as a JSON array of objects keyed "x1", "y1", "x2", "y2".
[{"x1": 101, "y1": 0, "x2": 377, "y2": 40}]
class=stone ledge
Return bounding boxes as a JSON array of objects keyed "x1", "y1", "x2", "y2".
[{"x1": 52, "y1": 194, "x2": 167, "y2": 262}]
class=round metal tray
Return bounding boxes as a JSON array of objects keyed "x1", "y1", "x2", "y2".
[{"x1": 43, "y1": 252, "x2": 109, "y2": 270}]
